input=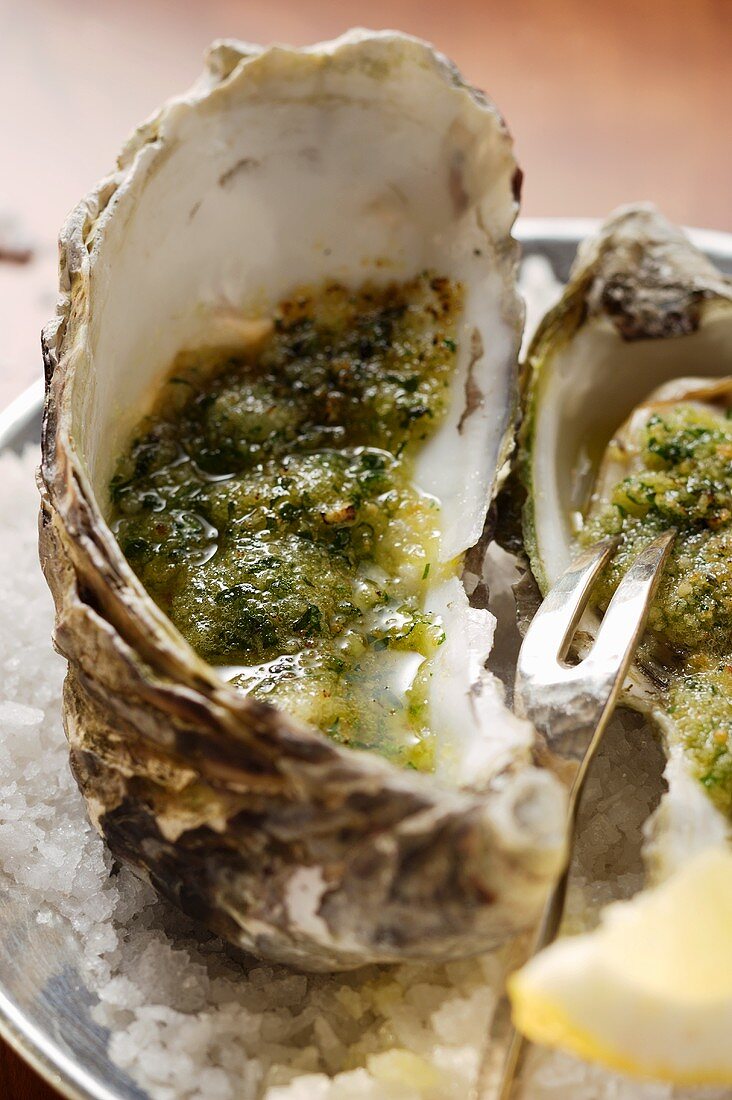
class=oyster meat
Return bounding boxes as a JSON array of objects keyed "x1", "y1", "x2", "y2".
[
  {"x1": 521, "y1": 204, "x2": 732, "y2": 879},
  {"x1": 40, "y1": 30, "x2": 566, "y2": 970}
]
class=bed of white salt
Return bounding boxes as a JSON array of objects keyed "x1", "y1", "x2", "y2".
[{"x1": 0, "y1": 258, "x2": 725, "y2": 1100}]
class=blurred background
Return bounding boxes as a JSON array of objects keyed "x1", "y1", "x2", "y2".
[
  {"x1": 1, "y1": 0, "x2": 731, "y2": 413},
  {"x1": 0, "y1": 0, "x2": 730, "y2": 1095}
]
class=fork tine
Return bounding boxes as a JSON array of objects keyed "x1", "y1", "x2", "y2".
[
  {"x1": 517, "y1": 538, "x2": 616, "y2": 678},
  {"x1": 588, "y1": 531, "x2": 675, "y2": 670},
  {"x1": 516, "y1": 533, "x2": 674, "y2": 754}
]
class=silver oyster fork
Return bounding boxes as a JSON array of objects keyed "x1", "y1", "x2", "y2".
[{"x1": 475, "y1": 530, "x2": 675, "y2": 1100}]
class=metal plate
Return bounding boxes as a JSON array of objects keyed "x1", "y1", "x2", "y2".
[{"x1": 1, "y1": 219, "x2": 731, "y2": 1100}]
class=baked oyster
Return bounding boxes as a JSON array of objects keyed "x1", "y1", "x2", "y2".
[
  {"x1": 39, "y1": 30, "x2": 566, "y2": 970},
  {"x1": 521, "y1": 204, "x2": 732, "y2": 879}
]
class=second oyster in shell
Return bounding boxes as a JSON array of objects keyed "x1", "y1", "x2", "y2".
[{"x1": 521, "y1": 204, "x2": 732, "y2": 880}]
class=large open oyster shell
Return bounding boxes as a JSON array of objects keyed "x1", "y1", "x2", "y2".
[
  {"x1": 521, "y1": 204, "x2": 732, "y2": 879},
  {"x1": 39, "y1": 30, "x2": 566, "y2": 971}
]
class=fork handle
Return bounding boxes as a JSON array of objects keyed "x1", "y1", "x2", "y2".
[
  {"x1": 478, "y1": 752, "x2": 586, "y2": 1100},
  {"x1": 489, "y1": 823, "x2": 575, "y2": 1098}
]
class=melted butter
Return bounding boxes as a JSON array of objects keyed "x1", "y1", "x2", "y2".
[
  {"x1": 581, "y1": 402, "x2": 732, "y2": 816},
  {"x1": 110, "y1": 274, "x2": 462, "y2": 769}
]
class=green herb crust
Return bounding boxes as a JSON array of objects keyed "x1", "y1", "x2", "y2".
[
  {"x1": 110, "y1": 274, "x2": 462, "y2": 769},
  {"x1": 581, "y1": 404, "x2": 732, "y2": 815}
]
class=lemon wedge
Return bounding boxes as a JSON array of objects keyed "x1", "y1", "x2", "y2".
[{"x1": 508, "y1": 847, "x2": 732, "y2": 1085}]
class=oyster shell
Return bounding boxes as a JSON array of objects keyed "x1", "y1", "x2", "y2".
[
  {"x1": 521, "y1": 204, "x2": 732, "y2": 879},
  {"x1": 39, "y1": 30, "x2": 566, "y2": 970}
]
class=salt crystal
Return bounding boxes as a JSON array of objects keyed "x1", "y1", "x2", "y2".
[
  {"x1": 431, "y1": 987, "x2": 493, "y2": 1046},
  {"x1": 0, "y1": 700, "x2": 44, "y2": 726}
]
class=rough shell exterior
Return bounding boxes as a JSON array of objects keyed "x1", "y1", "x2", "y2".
[
  {"x1": 574, "y1": 206, "x2": 732, "y2": 342},
  {"x1": 39, "y1": 31, "x2": 565, "y2": 970}
]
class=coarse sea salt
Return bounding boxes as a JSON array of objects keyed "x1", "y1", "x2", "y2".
[{"x1": 0, "y1": 257, "x2": 726, "y2": 1100}]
